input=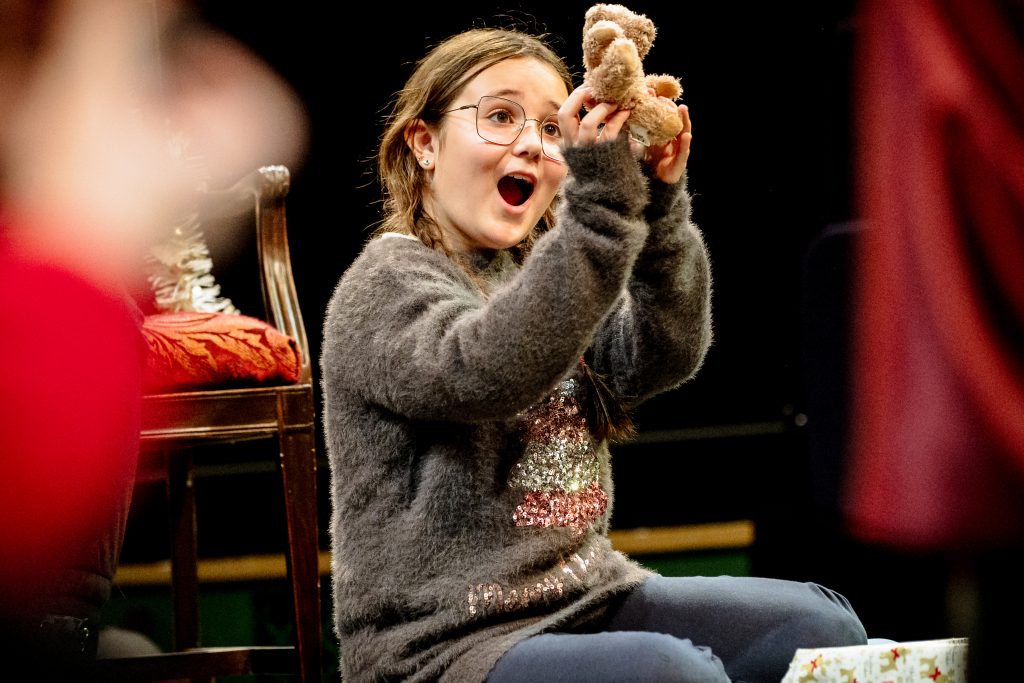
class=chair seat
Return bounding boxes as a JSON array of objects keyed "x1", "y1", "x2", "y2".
[
  {"x1": 140, "y1": 384, "x2": 314, "y2": 444},
  {"x1": 141, "y1": 311, "x2": 302, "y2": 394}
]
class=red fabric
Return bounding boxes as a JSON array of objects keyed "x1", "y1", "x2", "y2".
[
  {"x1": 847, "y1": 0, "x2": 1024, "y2": 549},
  {"x1": 0, "y1": 235, "x2": 143, "y2": 615},
  {"x1": 142, "y1": 311, "x2": 301, "y2": 392}
]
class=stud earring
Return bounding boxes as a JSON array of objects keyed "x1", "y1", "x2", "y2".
[{"x1": 420, "y1": 158, "x2": 431, "y2": 167}]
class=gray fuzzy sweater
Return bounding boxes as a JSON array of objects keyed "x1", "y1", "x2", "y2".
[{"x1": 321, "y1": 136, "x2": 712, "y2": 682}]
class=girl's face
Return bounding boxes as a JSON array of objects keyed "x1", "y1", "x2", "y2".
[{"x1": 418, "y1": 57, "x2": 569, "y2": 253}]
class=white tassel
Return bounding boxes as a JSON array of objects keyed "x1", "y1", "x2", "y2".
[{"x1": 144, "y1": 131, "x2": 238, "y2": 315}]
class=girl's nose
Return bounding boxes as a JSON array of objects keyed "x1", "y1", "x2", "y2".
[{"x1": 513, "y1": 119, "x2": 545, "y2": 157}]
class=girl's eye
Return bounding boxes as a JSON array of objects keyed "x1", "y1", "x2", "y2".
[
  {"x1": 541, "y1": 120, "x2": 562, "y2": 139},
  {"x1": 489, "y1": 109, "x2": 516, "y2": 125}
]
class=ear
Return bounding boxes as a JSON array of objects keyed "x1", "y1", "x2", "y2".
[{"x1": 405, "y1": 118, "x2": 436, "y2": 166}]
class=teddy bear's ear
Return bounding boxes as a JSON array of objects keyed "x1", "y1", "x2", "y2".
[
  {"x1": 583, "y1": 3, "x2": 609, "y2": 31},
  {"x1": 617, "y1": 11, "x2": 656, "y2": 59}
]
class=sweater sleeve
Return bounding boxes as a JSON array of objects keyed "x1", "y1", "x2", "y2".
[
  {"x1": 321, "y1": 137, "x2": 651, "y2": 423},
  {"x1": 588, "y1": 171, "x2": 713, "y2": 405}
]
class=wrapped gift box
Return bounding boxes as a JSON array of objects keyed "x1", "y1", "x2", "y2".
[{"x1": 780, "y1": 637, "x2": 968, "y2": 683}]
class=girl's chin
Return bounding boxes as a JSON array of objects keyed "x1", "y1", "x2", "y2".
[
  {"x1": 447, "y1": 214, "x2": 536, "y2": 252},
  {"x1": 490, "y1": 230, "x2": 532, "y2": 250},
  {"x1": 478, "y1": 223, "x2": 533, "y2": 250}
]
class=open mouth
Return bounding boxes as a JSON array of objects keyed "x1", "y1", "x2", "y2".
[{"x1": 497, "y1": 174, "x2": 535, "y2": 207}]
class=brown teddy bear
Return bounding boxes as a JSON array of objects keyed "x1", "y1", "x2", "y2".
[{"x1": 582, "y1": 3, "x2": 684, "y2": 147}]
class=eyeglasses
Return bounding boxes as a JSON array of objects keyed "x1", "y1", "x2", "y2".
[{"x1": 442, "y1": 95, "x2": 564, "y2": 163}]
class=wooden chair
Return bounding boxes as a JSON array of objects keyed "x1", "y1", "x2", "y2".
[{"x1": 92, "y1": 165, "x2": 322, "y2": 682}]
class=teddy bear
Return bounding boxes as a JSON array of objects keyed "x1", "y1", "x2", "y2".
[{"x1": 581, "y1": 3, "x2": 684, "y2": 147}]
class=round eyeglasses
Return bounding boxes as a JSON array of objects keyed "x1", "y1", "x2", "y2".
[{"x1": 442, "y1": 95, "x2": 564, "y2": 163}]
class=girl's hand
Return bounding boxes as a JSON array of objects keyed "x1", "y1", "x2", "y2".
[
  {"x1": 639, "y1": 103, "x2": 692, "y2": 185},
  {"x1": 558, "y1": 85, "x2": 631, "y2": 149}
]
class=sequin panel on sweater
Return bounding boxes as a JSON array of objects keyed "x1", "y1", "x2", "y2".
[
  {"x1": 466, "y1": 548, "x2": 600, "y2": 617},
  {"x1": 509, "y1": 378, "x2": 608, "y2": 533}
]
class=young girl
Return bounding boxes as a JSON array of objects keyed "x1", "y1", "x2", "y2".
[{"x1": 320, "y1": 26, "x2": 866, "y2": 683}]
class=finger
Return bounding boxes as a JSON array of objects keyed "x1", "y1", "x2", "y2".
[
  {"x1": 679, "y1": 104, "x2": 691, "y2": 135},
  {"x1": 577, "y1": 102, "x2": 619, "y2": 143},
  {"x1": 557, "y1": 85, "x2": 591, "y2": 141},
  {"x1": 597, "y1": 109, "x2": 631, "y2": 141},
  {"x1": 671, "y1": 104, "x2": 692, "y2": 163},
  {"x1": 559, "y1": 84, "x2": 591, "y2": 120}
]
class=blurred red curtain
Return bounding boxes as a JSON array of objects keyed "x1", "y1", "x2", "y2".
[{"x1": 847, "y1": 0, "x2": 1024, "y2": 549}]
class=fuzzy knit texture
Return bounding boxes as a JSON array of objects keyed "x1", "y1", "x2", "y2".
[{"x1": 321, "y1": 135, "x2": 712, "y2": 682}]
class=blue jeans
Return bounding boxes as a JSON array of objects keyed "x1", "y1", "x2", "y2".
[{"x1": 486, "y1": 575, "x2": 867, "y2": 683}]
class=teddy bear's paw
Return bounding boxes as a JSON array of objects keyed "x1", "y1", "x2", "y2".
[
  {"x1": 645, "y1": 74, "x2": 683, "y2": 101},
  {"x1": 629, "y1": 98, "x2": 684, "y2": 147},
  {"x1": 587, "y1": 20, "x2": 624, "y2": 46},
  {"x1": 588, "y1": 39, "x2": 645, "y2": 104},
  {"x1": 608, "y1": 38, "x2": 642, "y2": 73},
  {"x1": 583, "y1": 20, "x2": 626, "y2": 69}
]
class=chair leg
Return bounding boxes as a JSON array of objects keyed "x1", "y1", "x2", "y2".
[
  {"x1": 279, "y1": 428, "x2": 322, "y2": 683},
  {"x1": 168, "y1": 446, "x2": 200, "y2": 651}
]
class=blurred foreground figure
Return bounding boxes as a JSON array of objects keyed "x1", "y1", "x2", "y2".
[
  {"x1": 0, "y1": 0, "x2": 306, "y2": 675},
  {"x1": 848, "y1": 0, "x2": 1024, "y2": 678}
]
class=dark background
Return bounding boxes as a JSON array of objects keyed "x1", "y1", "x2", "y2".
[{"x1": 136, "y1": 0, "x2": 953, "y2": 644}]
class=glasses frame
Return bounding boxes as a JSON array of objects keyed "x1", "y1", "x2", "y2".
[{"x1": 441, "y1": 95, "x2": 564, "y2": 164}]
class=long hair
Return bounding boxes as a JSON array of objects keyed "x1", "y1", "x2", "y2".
[{"x1": 374, "y1": 27, "x2": 634, "y2": 442}]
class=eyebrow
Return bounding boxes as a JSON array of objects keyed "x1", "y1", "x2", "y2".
[{"x1": 488, "y1": 88, "x2": 562, "y2": 113}]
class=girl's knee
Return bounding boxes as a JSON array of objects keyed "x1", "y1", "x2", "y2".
[
  {"x1": 633, "y1": 633, "x2": 730, "y2": 683},
  {"x1": 800, "y1": 583, "x2": 868, "y2": 646}
]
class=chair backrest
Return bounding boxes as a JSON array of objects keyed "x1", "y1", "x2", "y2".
[
  {"x1": 94, "y1": 165, "x2": 322, "y2": 682},
  {"x1": 232, "y1": 165, "x2": 311, "y2": 383}
]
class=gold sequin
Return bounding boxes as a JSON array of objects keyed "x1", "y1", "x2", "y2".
[{"x1": 466, "y1": 549, "x2": 599, "y2": 617}]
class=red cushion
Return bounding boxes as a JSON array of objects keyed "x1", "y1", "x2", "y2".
[{"x1": 143, "y1": 312, "x2": 301, "y2": 392}]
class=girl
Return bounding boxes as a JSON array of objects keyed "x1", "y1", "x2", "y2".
[{"x1": 320, "y1": 26, "x2": 866, "y2": 683}]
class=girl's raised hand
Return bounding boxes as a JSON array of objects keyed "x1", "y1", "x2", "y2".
[
  {"x1": 558, "y1": 86, "x2": 692, "y2": 185},
  {"x1": 639, "y1": 103, "x2": 692, "y2": 185},
  {"x1": 558, "y1": 85, "x2": 631, "y2": 149}
]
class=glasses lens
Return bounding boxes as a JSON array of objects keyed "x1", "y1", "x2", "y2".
[
  {"x1": 475, "y1": 96, "x2": 524, "y2": 145},
  {"x1": 539, "y1": 116, "x2": 564, "y2": 163},
  {"x1": 474, "y1": 96, "x2": 564, "y2": 163}
]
